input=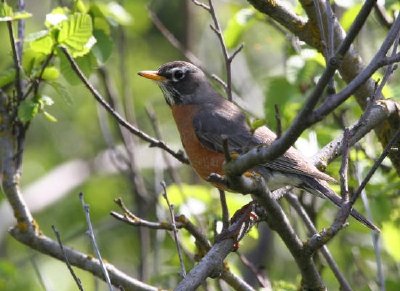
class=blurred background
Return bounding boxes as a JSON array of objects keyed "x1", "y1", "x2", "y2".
[{"x1": 0, "y1": 0, "x2": 399, "y2": 290}]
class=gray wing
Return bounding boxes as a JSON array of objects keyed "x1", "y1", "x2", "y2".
[{"x1": 193, "y1": 102, "x2": 335, "y2": 183}]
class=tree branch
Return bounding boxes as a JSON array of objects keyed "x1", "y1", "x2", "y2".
[{"x1": 59, "y1": 46, "x2": 189, "y2": 165}]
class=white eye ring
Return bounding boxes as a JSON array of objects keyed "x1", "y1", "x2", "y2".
[{"x1": 171, "y1": 68, "x2": 186, "y2": 82}]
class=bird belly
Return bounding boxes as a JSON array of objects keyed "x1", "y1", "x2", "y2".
[{"x1": 171, "y1": 105, "x2": 226, "y2": 182}]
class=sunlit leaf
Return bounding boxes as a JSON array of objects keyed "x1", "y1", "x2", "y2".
[
  {"x1": 41, "y1": 67, "x2": 60, "y2": 80},
  {"x1": 45, "y1": 7, "x2": 69, "y2": 27},
  {"x1": 58, "y1": 13, "x2": 94, "y2": 57},
  {"x1": 382, "y1": 222, "x2": 400, "y2": 262},
  {"x1": 43, "y1": 111, "x2": 58, "y2": 122},
  {"x1": 340, "y1": 3, "x2": 362, "y2": 31},
  {"x1": 73, "y1": 0, "x2": 87, "y2": 13},
  {"x1": 28, "y1": 32, "x2": 54, "y2": 55},
  {"x1": 13, "y1": 11, "x2": 32, "y2": 20},
  {"x1": 0, "y1": 3, "x2": 13, "y2": 21}
]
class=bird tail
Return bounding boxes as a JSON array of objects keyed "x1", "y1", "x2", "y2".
[{"x1": 302, "y1": 178, "x2": 380, "y2": 232}]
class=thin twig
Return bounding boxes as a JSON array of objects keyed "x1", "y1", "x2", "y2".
[
  {"x1": 351, "y1": 128, "x2": 400, "y2": 204},
  {"x1": 30, "y1": 257, "x2": 49, "y2": 291},
  {"x1": 354, "y1": 155, "x2": 385, "y2": 291},
  {"x1": 374, "y1": 28, "x2": 400, "y2": 100},
  {"x1": 339, "y1": 128, "x2": 350, "y2": 202},
  {"x1": 79, "y1": 193, "x2": 113, "y2": 290},
  {"x1": 17, "y1": 0, "x2": 25, "y2": 59},
  {"x1": 192, "y1": 0, "x2": 243, "y2": 101},
  {"x1": 6, "y1": 20, "x2": 23, "y2": 99},
  {"x1": 225, "y1": 1, "x2": 393, "y2": 177},
  {"x1": 236, "y1": 251, "x2": 271, "y2": 289},
  {"x1": 274, "y1": 104, "x2": 282, "y2": 138},
  {"x1": 148, "y1": 9, "x2": 202, "y2": 67},
  {"x1": 60, "y1": 46, "x2": 188, "y2": 164},
  {"x1": 161, "y1": 181, "x2": 186, "y2": 278},
  {"x1": 145, "y1": 105, "x2": 182, "y2": 184},
  {"x1": 218, "y1": 189, "x2": 230, "y2": 230},
  {"x1": 52, "y1": 225, "x2": 84, "y2": 291},
  {"x1": 286, "y1": 194, "x2": 352, "y2": 291}
]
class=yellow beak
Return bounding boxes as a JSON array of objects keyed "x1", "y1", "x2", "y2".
[{"x1": 138, "y1": 70, "x2": 166, "y2": 81}]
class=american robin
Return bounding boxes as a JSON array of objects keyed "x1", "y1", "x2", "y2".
[{"x1": 138, "y1": 61, "x2": 379, "y2": 232}]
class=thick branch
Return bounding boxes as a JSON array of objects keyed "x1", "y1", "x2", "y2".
[{"x1": 247, "y1": 0, "x2": 400, "y2": 174}]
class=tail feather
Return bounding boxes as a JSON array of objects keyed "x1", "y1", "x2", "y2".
[{"x1": 302, "y1": 178, "x2": 380, "y2": 232}]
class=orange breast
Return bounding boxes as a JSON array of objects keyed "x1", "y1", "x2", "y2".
[{"x1": 171, "y1": 105, "x2": 225, "y2": 182}]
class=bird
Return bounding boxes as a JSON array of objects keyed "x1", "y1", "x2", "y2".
[{"x1": 138, "y1": 61, "x2": 379, "y2": 232}]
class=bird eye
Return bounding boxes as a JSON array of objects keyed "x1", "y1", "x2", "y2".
[{"x1": 171, "y1": 69, "x2": 185, "y2": 82}]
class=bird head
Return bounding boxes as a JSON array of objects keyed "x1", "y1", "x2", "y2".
[{"x1": 138, "y1": 61, "x2": 212, "y2": 106}]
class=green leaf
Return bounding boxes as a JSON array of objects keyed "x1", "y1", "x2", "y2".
[
  {"x1": 0, "y1": 68, "x2": 16, "y2": 88},
  {"x1": 90, "y1": 2, "x2": 132, "y2": 26},
  {"x1": 0, "y1": 3, "x2": 13, "y2": 21},
  {"x1": 47, "y1": 81, "x2": 73, "y2": 105},
  {"x1": 92, "y1": 29, "x2": 113, "y2": 64},
  {"x1": 41, "y1": 66, "x2": 60, "y2": 81},
  {"x1": 264, "y1": 77, "x2": 299, "y2": 126},
  {"x1": 73, "y1": 0, "x2": 87, "y2": 13},
  {"x1": 13, "y1": 11, "x2": 32, "y2": 20},
  {"x1": 58, "y1": 47, "x2": 97, "y2": 85},
  {"x1": 160, "y1": 183, "x2": 212, "y2": 207},
  {"x1": 45, "y1": 7, "x2": 69, "y2": 27},
  {"x1": 18, "y1": 99, "x2": 40, "y2": 122},
  {"x1": 382, "y1": 222, "x2": 400, "y2": 262},
  {"x1": 340, "y1": 4, "x2": 362, "y2": 31},
  {"x1": 28, "y1": 32, "x2": 54, "y2": 55},
  {"x1": 57, "y1": 13, "x2": 94, "y2": 57},
  {"x1": 43, "y1": 111, "x2": 58, "y2": 122},
  {"x1": 224, "y1": 8, "x2": 255, "y2": 49},
  {"x1": 0, "y1": 3, "x2": 31, "y2": 21}
]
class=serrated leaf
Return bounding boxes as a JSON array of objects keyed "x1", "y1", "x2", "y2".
[
  {"x1": 18, "y1": 99, "x2": 40, "y2": 122},
  {"x1": 57, "y1": 13, "x2": 93, "y2": 57},
  {"x1": 224, "y1": 8, "x2": 255, "y2": 49},
  {"x1": 41, "y1": 66, "x2": 60, "y2": 80},
  {"x1": 0, "y1": 68, "x2": 16, "y2": 88}
]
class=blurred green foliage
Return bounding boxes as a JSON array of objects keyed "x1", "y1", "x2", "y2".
[{"x1": 0, "y1": 0, "x2": 399, "y2": 290}]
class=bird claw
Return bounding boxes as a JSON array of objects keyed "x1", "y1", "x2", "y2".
[{"x1": 215, "y1": 202, "x2": 260, "y2": 250}]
